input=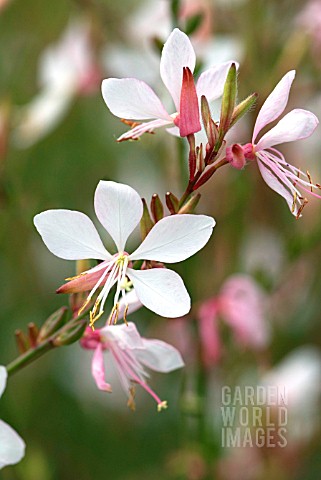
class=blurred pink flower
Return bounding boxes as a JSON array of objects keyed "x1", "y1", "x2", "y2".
[
  {"x1": 102, "y1": 28, "x2": 234, "y2": 141},
  {"x1": 227, "y1": 71, "x2": 320, "y2": 217},
  {"x1": 13, "y1": 18, "x2": 101, "y2": 148},
  {"x1": 298, "y1": 0, "x2": 321, "y2": 51},
  {"x1": 197, "y1": 275, "x2": 269, "y2": 367},
  {"x1": 0, "y1": 367, "x2": 25, "y2": 469},
  {"x1": 80, "y1": 322, "x2": 184, "y2": 411}
]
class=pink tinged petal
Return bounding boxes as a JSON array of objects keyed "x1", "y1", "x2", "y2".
[
  {"x1": 0, "y1": 367, "x2": 7, "y2": 398},
  {"x1": 33, "y1": 210, "x2": 111, "y2": 261},
  {"x1": 257, "y1": 154, "x2": 300, "y2": 216},
  {"x1": 101, "y1": 78, "x2": 171, "y2": 121},
  {"x1": 175, "y1": 67, "x2": 201, "y2": 137},
  {"x1": 127, "y1": 268, "x2": 191, "y2": 318},
  {"x1": 94, "y1": 181, "x2": 143, "y2": 252},
  {"x1": 117, "y1": 118, "x2": 173, "y2": 142},
  {"x1": 160, "y1": 28, "x2": 196, "y2": 110},
  {"x1": 57, "y1": 260, "x2": 111, "y2": 294},
  {"x1": 130, "y1": 214, "x2": 215, "y2": 263},
  {"x1": 91, "y1": 344, "x2": 112, "y2": 392},
  {"x1": 253, "y1": 70, "x2": 296, "y2": 143},
  {"x1": 256, "y1": 109, "x2": 319, "y2": 151},
  {"x1": 102, "y1": 322, "x2": 144, "y2": 350},
  {"x1": 135, "y1": 339, "x2": 185, "y2": 372},
  {"x1": 196, "y1": 61, "x2": 238, "y2": 103},
  {"x1": 0, "y1": 420, "x2": 25, "y2": 470}
]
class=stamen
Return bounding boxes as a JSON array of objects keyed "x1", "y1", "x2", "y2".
[
  {"x1": 108, "y1": 304, "x2": 120, "y2": 325},
  {"x1": 157, "y1": 401, "x2": 168, "y2": 412},
  {"x1": 89, "y1": 310, "x2": 104, "y2": 331},
  {"x1": 65, "y1": 272, "x2": 86, "y2": 281},
  {"x1": 78, "y1": 297, "x2": 91, "y2": 316},
  {"x1": 296, "y1": 198, "x2": 308, "y2": 220},
  {"x1": 127, "y1": 386, "x2": 136, "y2": 411},
  {"x1": 291, "y1": 192, "x2": 298, "y2": 214},
  {"x1": 123, "y1": 305, "x2": 129, "y2": 326},
  {"x1": 306, "y1": 170, "x2": 313, "y2": 192}
]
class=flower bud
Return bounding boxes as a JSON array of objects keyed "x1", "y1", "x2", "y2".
[
  {"x1": 165, "y1": 192, "x2": 179, "y2": 214},
  {"x1": 151, "y1": 194, "x2": 164, "y2": 222},
  {"x1": 174, "y1": 67, "x2": 201, "y2": 137},
  {"x1": 219, "y1": 63, "x2": 237, "y2": 138},
  {"x1": 178, "y1": 193, "x2": 201, "y2": 214},
  {"x1": 53, "y1": 320, "x2": 86, "y2": 347},
  {"x1": 201, "y1": 95, "x2": 218, "y2": 147},
  {"x1": 140, "y1": 198, "x2": 154, "y2": 239},
  {"x1": 226, "y1": 144, "x2": 246, "y2": 170},
  {"x1": 38, "y1": 306, "x2": 69, "y2": 343},
  {"x1": 196, "y1": 143, "x2": 205, "y2": 174},
  {"x1": 230, "y1": 93, "x2": 258, "y2": 128}
]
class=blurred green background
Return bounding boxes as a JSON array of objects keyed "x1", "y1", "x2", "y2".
[{"x1": 1, "y1": 0, "x2": 321, "y2": 478}]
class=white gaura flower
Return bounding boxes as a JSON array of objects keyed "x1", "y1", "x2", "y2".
[
  {"x1": 102, "y1": 28, "x2": 235, "y2": 141},
  {"x1": 80, "y1": 321, "x2": 184, "y2": 411},
  {"x1": 0, "y1": 367, "x2": 25, "y2": 469},
  {"x1": 34, "y1": 181, "x2": 215, "y2": 327}
]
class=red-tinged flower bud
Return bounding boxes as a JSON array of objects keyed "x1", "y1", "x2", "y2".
[
  {"x1": 38, "y1": 306, "x2": 69, "y2": 343},
  {"x1": 226, "y1": 144, "x2": 246, "y2": 170},
  {"x1": 178, "y1": 193, "x2": 201, "y2": 214},
  {"x1": 243, "y1": 143, "x2": 256, "y2": 160},
  {"x1": 165, "y1": 192, "x2": 179, "y2": 214},
  {"x1": 174, "y1": 67, "x2": 201, "y2": 137},
  {"x1": 150, "y1": 194, "x2": 164, "y2": 222}
]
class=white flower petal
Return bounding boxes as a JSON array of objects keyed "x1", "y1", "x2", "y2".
[
  {"x1": 0, "y1": 420, "x2": 25, "y2": 470},
  {"x1": 118, "y1": 290, "x2": 142, "y2": 319},
  {"x1": 135, "y1": 339, "x2": 185, "y2": 373},
  {"x1": 130, "y1": 214, "x2": 215, "y2": 263},
  {"x1": 160, "y1": 28, "x2": 196, "y2": 110},
  {"x1": 34, "y1": 210, "x2": 111, "y2": 260},
  {"x1": 102, "y1": 322, "x2": 144, "y2": 350},
  {"x1": 256, "y1": 109, "x2": 319, "y2": 150},
  {"x1": 0, "y1": 367, "x2": 7, "y2": 398},
  {"x1": 196, "y1": 61, "x2": 237, "y2": 102},
  {"x1": 101, "y1": 78, "x2": 171, "y2": 121},
  {"x1": 127, "y1": 268, "x2": 191, "y2": 318},
  {"x1": 94, "y1": 181, "x2": 143, "y2": 252},
  {"x1": 253, "y1": 70, "x2": 296, "y2": 142}
]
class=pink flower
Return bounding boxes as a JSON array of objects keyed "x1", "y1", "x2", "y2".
[
  {"x1": 197, "y1": 275, "x2": 269, "y2": 367},
  {"x1": 80, "y1": 322, "x2": 184, "y2": 411},
  {"x1": 227, "y1": 71, "x2": 320, "y2": 217},
  {"x1": 102, "y1": 28, "x2": 234, "y2": 141}
]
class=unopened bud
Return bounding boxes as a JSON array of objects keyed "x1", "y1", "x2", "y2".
[
  {"x1": 226, "y1": 144, "x2": 246, "y2": 170},
  {"x1": 151, "y1": 194, "x2": 164, "y2": 222},
  {"x1": 38, "y1": 307, "x2": 69, "y2": 343},
  {"x1": 53, "y1": 320, "x2": 86, "y2": 347},
  {"x1": 178, "y1": 193, "x2": 201, "y2": 214},
  {"x1": 15, "y1": 330, "x2": 29, "y2": 354},
  {"x1": 140, "y1": 198, "x2": 154, "y2": 239},
  {"x1": 175, "y1": 67, "x2": 201, "y2": 137},
  {"x1": 165, "y1": 192, "x2": 179, "y2": 214},
  {"x1": 28, "y1": 323, "x2": 39, "y2": 348},
  {"x1": 219, "y1": 63, "x2": 237, "y2": 137},
  {"x1": 201, "y1": 95, "x2": 218, "y2": 147},
  {"x1": 230, "y1": 93, "x2": 258, "y2": 128},
  {"x1": 196, "y1": 143, "x2": 205, "y2": 174}
]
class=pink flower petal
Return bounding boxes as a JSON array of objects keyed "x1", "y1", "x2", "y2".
[
  {"x1": 160, "y1": 28, "x2": 196, "y2": 110},
  {"x1": 136, "y1": 339, "x2": 185, "y2": 372},
  {"x1": 177, "y1": 67, "x2": 201, "y2": 137},
  {"x1": 253, "y1": 70, "x2": 296, "y2": 143},
  {"x1": 101, "y1": 78, "x2": 171, "y2": 121},
  {"x1": 91, "y1": 344, "x2": 112, "y2": 392}
]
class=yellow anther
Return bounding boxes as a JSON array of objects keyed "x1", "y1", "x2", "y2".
[
  {"x1": 127, "y1": 386, "x2": 136, "y2": 411},
  {"x1": 108, "y1": 304, "x2": 120, "y2": 325},
  {"x1": 157, "y1": 401, "x2": 168, "y2": 412},
  {"x1": 306, "y1": 170, "x2": 313, "y2": 192},
  {"x1": 78, "y1": 297, "x2": 91, "y2": 316},
  {"x1": 123, "y1": 305, "x2": 129, "y2": 326},
  {"x1": 65, "y1": 272, "x2": 86, "y2": 281},
  {"x1": 291, "y1": 192, "x2": 298, "y2": 214},
  {"x1": 89, "y1": 310, "x2": 104, "y2": 331}
]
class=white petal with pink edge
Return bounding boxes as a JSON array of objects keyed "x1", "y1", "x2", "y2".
[
  {"x1": 91, "y1": 344, "x2": 112, "y2": 392},
  {"x1": 102, "y1": 323, "x2": 144, "y2": 350},
  {"x1": 256, "y1": 109, "x2": 319, "y2": 151},
  {"x1": 33, "y1": 210, "x2": 111, "y2": 260},
  {"x1": 101, "y1": 78, "x2": 171, "y2": 121},
  {"x1": 253, "y1": 70, "x2": 296, "y2": 143},
  {"x1": 94, "y1": 181, "x2": 143, "y2": 252},
  {"x1": 130, "y1": 214, "x2": 215, "y2": 263},
  {"x1": 136, "y1": 339, "x2": 185, "y2": 372},
  {"x1": 160, "y1": 28, "x2": 196, "y2": 111},
  {"x1": 127, "y1": 268, "x2": 190, "y2": 318},
  {"x1": 196, "y1": 61, "x2": 237, "y2": 103},
  {"x1": 117, "y1": 118, "x2": 173, "y2": 142}
]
